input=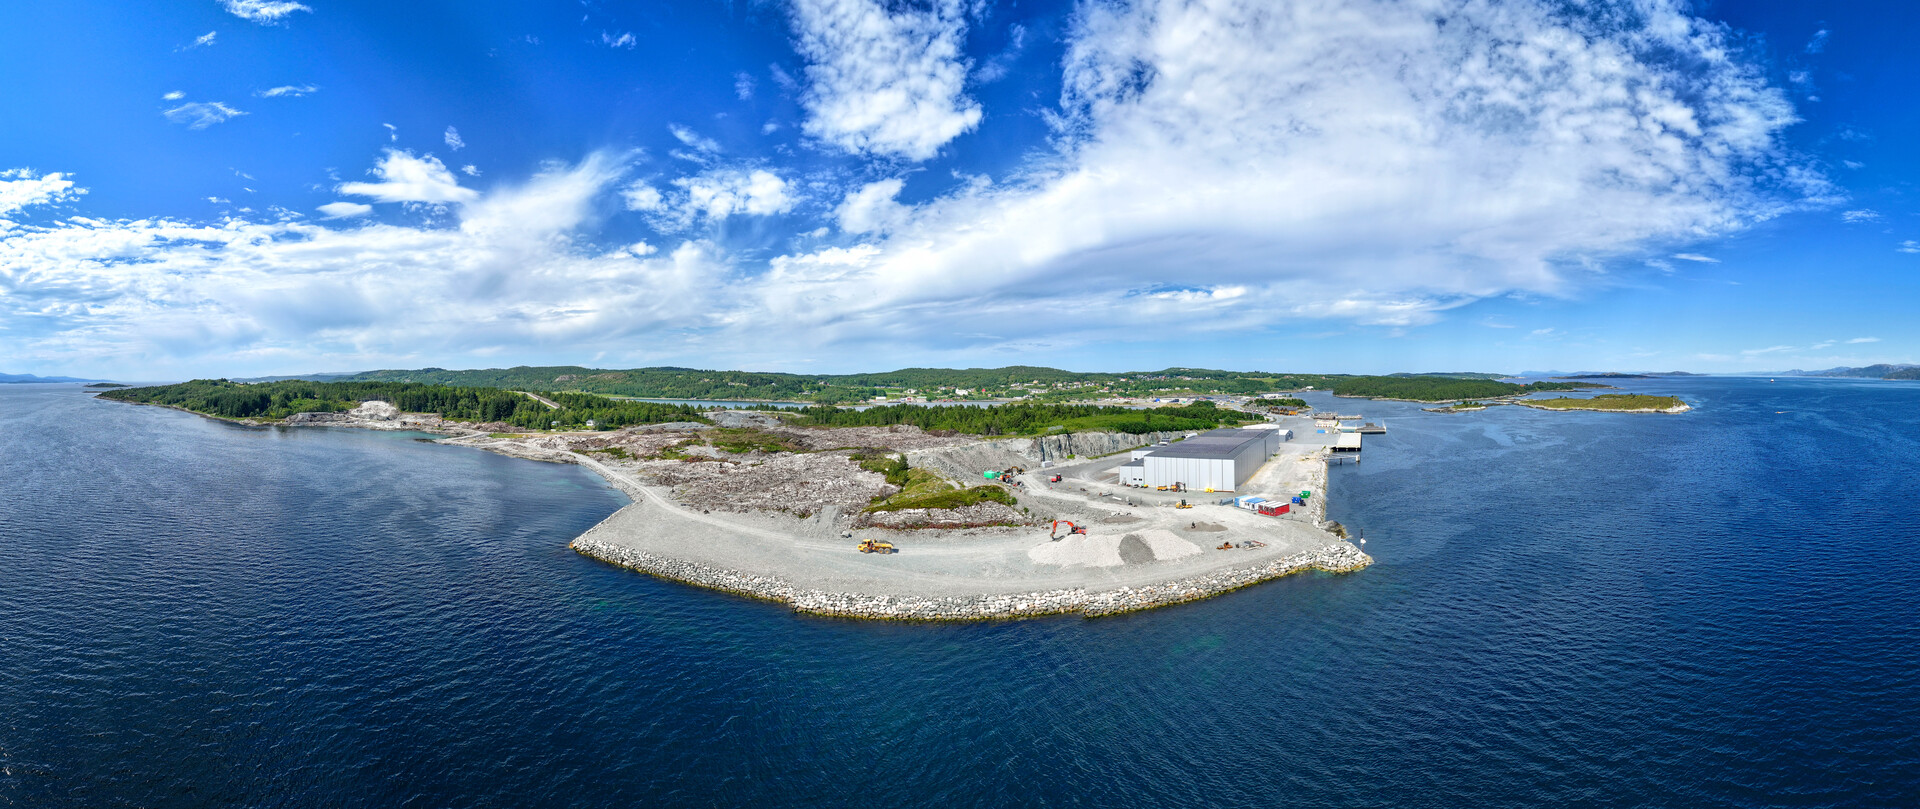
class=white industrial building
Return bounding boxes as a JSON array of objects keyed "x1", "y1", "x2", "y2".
[{"x1": 1115, "y1": 426, "x2": 1288, "y2": 492}]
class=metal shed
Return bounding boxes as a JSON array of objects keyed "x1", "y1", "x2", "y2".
[{"x1": 1141, "y1": 428, "x2": 1273, "y2": 492}]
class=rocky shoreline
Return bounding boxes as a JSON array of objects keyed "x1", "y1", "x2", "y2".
[{"x1": 570, "y1": 536, "x2": 1371, "y2": 620}]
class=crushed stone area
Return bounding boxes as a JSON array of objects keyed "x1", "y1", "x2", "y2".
[{"x1": 636, "y1": 452, "x2": 891, "y2": 515}]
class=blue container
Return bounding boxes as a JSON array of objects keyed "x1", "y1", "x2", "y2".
[{"x1": 1291, "y1": 496, "x2": 1305, "y2": 505}]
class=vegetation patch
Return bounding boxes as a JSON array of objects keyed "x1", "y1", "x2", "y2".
[
  {"x1": 705, "y1": 427, "x2": 803, "y2": 454},
  {"x1": 1525, "y1": 394, "x2": 1685, "y2": 411},
  {"x1": 788, "y1": 400, "x2": 1255, "y2": 436},
  {"x1": 1332, "y1": 376, "x2": 1602, "y2": 402},
  {"x1": 847, "y1": 450, "x2": 911, "y2": 487},
  {"x1": 868, "y1": 467, "x2": 957, "y2": 509},
  {"x1": 98, "y1": 379, "x2": 706, "y2": 430},
  {"x1": 865, "y1": 485, "x2": 1015, "y2": 513}
]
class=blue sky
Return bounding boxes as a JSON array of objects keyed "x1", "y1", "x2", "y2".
[{"x1": 2, "y1": 0, "x2": 1917, "y2": 377}]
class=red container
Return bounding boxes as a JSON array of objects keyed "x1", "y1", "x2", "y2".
[{"x1": 1258, "y1": 504, "x2": 1290, "y2": 516}]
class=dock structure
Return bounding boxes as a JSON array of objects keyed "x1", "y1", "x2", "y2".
[
  {"x1": 1333, "y1": 432, "x2": 1362, "y2": 453},
  {"x1": 1357, "y1": 422, "x2": 1386, "y2": 434}
]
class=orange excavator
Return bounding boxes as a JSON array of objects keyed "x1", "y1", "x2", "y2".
[{"x1": 1050, "y1": 520, "x2": 1088, "y2": 540}]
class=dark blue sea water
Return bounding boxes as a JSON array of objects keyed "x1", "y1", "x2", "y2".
[{"x1": 4, "y1": 379, "x2": 1917, "y2": 807}]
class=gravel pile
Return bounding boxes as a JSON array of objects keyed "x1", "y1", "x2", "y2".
[
  {"x1": 571, "y1": 537, "x2": 1372, "y2": 620},
  {"x1": 856, "y1": 501, "x2": 1026, "y2": 529},
  {"x1": 639, "y1": 451, "x2": 890, "y2": 515}
]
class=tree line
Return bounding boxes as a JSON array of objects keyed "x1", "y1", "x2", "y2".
[{"x1": 97, "y1": 379, "x2": 704, "y2": 429}]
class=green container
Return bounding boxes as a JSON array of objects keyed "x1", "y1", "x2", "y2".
[
  {"x1": 984, "y1": 471, "x2": 999, "y2": 479},
  {"x1": 1300, "y1": 490, "x2": 1312, "y2": 499}
]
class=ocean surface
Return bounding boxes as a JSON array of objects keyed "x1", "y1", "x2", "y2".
[{"x1": 3, "y1": 379, "x2": 1917, "y2": 807}]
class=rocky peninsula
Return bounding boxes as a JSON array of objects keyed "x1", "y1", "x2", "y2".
[{"x1": 100, "y1": 391, "x2": 1371, "y2": 620}]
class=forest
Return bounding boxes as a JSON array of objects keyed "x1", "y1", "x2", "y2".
[
  {"x1": 780, "y1": 401, "x2": 1257, "y2": 436},
  {"x1": 1330, "y1": 377, "x2": 1598, "y2": 401},
  {"x1": 97, "y1": 379, "x2": 705, "y2": 430}
]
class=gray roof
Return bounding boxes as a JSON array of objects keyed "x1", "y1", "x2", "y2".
[
  {"x1": 1143, "y1": 428, "x2": 1268, "y2": 459},
  {"x1": 1119, "y1": 459, "x2": 1145, "y2": 468}
]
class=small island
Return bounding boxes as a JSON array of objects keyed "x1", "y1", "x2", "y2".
[
  {"x1": 96, "y1": 378, "x2": 1370, "y2": 620},
  {"x1": 1516, "y1": 394, "x2": 1690, "y2": 413},
  {"x1": 84, "y1": 382, "x2": 131, "y2": 388}
]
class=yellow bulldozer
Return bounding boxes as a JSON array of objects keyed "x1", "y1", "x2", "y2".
[
  {"x1": 1174, "y1": 499, "x2": 1192, "y2": 509},
  {"x1": 857, "y1": 538, "x2": 897, "y2": 554}
]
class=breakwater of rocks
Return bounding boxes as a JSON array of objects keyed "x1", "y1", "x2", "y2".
[{"x1": 569, "y1": 537, "x2": 1371, "y2": 621}]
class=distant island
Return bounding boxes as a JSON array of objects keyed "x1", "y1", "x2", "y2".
[
  {"x1": 1778, "y1": 364, "x2": 1920, "y2": 381},
  {"x1": 1427, "y1": 393, "x2": 1688, "y2": 414},
  {"x1": 0, "y1": 372, "x2": 100, "y2": 384},
  {"x1": 94, "y1": 377, "x2": 1369, "y2": 619},
  {"x1": 83, "y1": 382, "x2": 130, "y2": 388}
]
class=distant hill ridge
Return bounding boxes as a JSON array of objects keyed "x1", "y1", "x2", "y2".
[{"x1": 1780, "y1": 364, "x2": 1920, "y2": 381}]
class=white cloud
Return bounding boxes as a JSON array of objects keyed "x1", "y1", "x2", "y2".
[
  {"x1": 835, "y1": 178, "x2": 908, "y2": 234},
  {"x1": 317, "y1": 201, "x2": 373, "y2": 219},
  {"x1": 382, "y1": 123, "x2": 397, "y2": 141},
  {"x1": 0, "y1": 154, "x2": 724, "y2": 372},
  {"x1": 1841, "y1": 209, "x2": 1880, "y2": 223},
  {"x1": 627, "y1": 241, "x2": 658, "y2": 257},
  {"x1": 675, "y1": 169, "x2": 795, "y2": 221},
  {"x1": 0, "y1": 170, "x2": 83, "y2": 216},
  {"x1": 444, "y1": 126, "x2": 465, "y2": 151},
  {"x1": 1843, "y1": 160, "x2": 1864, "y2": 170},
  {"x1": 744, "y1": 0, "x2": 1822, "y2": 348},
  {"x1": 256, "y1": 84, "x2": 318, "y2": 98},
  {"x1": 787, "y1": 0, "x2": 981, "y2": 160},
  {"x1": 669, "y1": 124, "x2": 721, "y2": 154},
  {"x1": 1806, "y1": 29, "x2": 1829, "y2": 54},
  {"x1": 188, "y1": 31, "x2": 218, "y2": 49},
  {"x1": 163, "y1": 91, "x2": 185, "y2": 100},
  {"x1": 1741, "y1": 345, "x2": 1795, "y2": 356},
  {"x1": 1899, "y1": 240, "x2": 1920, "y2": 254},
  {"x1": 163, "y1": 102, "x2": 246, "y2": 130},
  {"x1": 1672, "y1": 254, "x2": 1721, "y2": 263},
  {"x1": 461, "y1": 164, "x2": 481, "y2": 177},
  {"x1": 1847, "y1": 337, "x2": 1881, "y2": 344},
  {"x1": 221, "y1": 0, "x2": 310, "y2": 24},
  {"x1": 1811, "y1": 340, "x2": 1835, "y2": 350},
  {"x1": 337, "y1": 150, "x2": 478, "y2": 205},
  {"x1": 734, "y1": 72, "x2": 755, "y2": 101},
  {"x1": 601, "y1": 31, "x2": 636, "y2": 49},
  {"x1": 621, "y1": 182, "x2": 665, "y2": 212}
]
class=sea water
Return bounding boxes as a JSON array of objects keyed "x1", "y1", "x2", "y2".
[{"x1": 2, "y1": 379, "x2": 1916, "y2": 807}]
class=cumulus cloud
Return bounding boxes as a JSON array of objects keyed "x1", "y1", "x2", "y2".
[
  {"x1": 163, "y1": 101, "x2": 246, "y2": 129},
  {"x1": 788, "y1": 0, "x2": 981, "y2": 160},
  {"x1": 676, "y1": 169, "x2": 795, "y2": 221},
  {"x1": 734, "y1": 72, "x2": 755, "y2": 101},
  {"x1": 669, "y1": 124, "x2": 721, "y2": 154},
  {"x1": 621, "y1": 182, "x2": 666, "y2": 212},
  {"x1": 317, "y1": 201, "x2": 373, "y2": 219},
  {"x1": 745, "y1": 0, "x2": 1823, "y2": 349},
  {"x1": 461, "y1": 164, "x2": 481, "y2": 177},
  {"x1": 222, "y1": 0, "x2": 310, "y2": 24},
  {"x1": 337, "y1": 150, "x2": 478, "y2": 205},
  {"x1": 1899, "y1": 240, "x2": 1920, "y2": 254},
  {"x1": 444, "y1": 126, "x2": 465, "y2": 151},
  {"x1": 1841, "y1": 209, "x2": 1881, "y2": 223},
  {"x1": 256, "y1": 84, "x2": 318, "y2": 98},
  {"x1": 601, "y1": 31, "x2": 636, "y2": 49},
  {"x1": 834, "y1": 178, "x2": 908, "y2": 234},
  {"x1": 0, "y1": 155, "x2": 723, "y2": 372},
  {"x1": 163, "y1": 91, "x2": 185, "y2": 100},
  {"x1": 0, "y1": 170, "x2": 84, "y2": 216}
]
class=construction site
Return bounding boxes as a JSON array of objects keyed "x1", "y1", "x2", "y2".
[{"x1": 430, "y1": 405, "x2": 1370, "y2": 619}]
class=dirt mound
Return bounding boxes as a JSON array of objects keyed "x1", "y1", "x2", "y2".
[
  {"x1": 1117, "y1": 534, "x2": 1156, "y2": 565},
  {"x1": 642, "y1": 452, "x2": 889, "y2": 517}
]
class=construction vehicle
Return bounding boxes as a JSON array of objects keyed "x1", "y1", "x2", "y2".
[
  {"x1": 1174, "y1": 499, "x2": 1192, "y2": 509},
  {"x1": 1048, "y1": 474, "x2": 1062, "y2": 483},
  {"x1": 857, "y1": 538, "x2": 896, "y2": 554},
  {"x1": 1050, "y1": 520, "x2": 1088, "y2": 540}
]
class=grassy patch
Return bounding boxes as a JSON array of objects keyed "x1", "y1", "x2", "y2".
[
  {"x1": 1526, "y1": 394, "x2": 1684, "y2": 411},
  {"x1": 488, "y1": 432, "x2": 525, "y2": 438},
  {"x1": 869, "y1": 467, "x2": 957, "y2": 509},
  {"x1": 847, "y1": 450, "x2": 911, "y2": 486},
  {"x1": 866, "y1": 484, "x2": 1016, "y2": 513},
  {"x1": 705, "y1": 427, "x2": 803, "y2": 454},
  {"x1": 590, "y1": 446, "x2": 632, "y2": 459}
]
